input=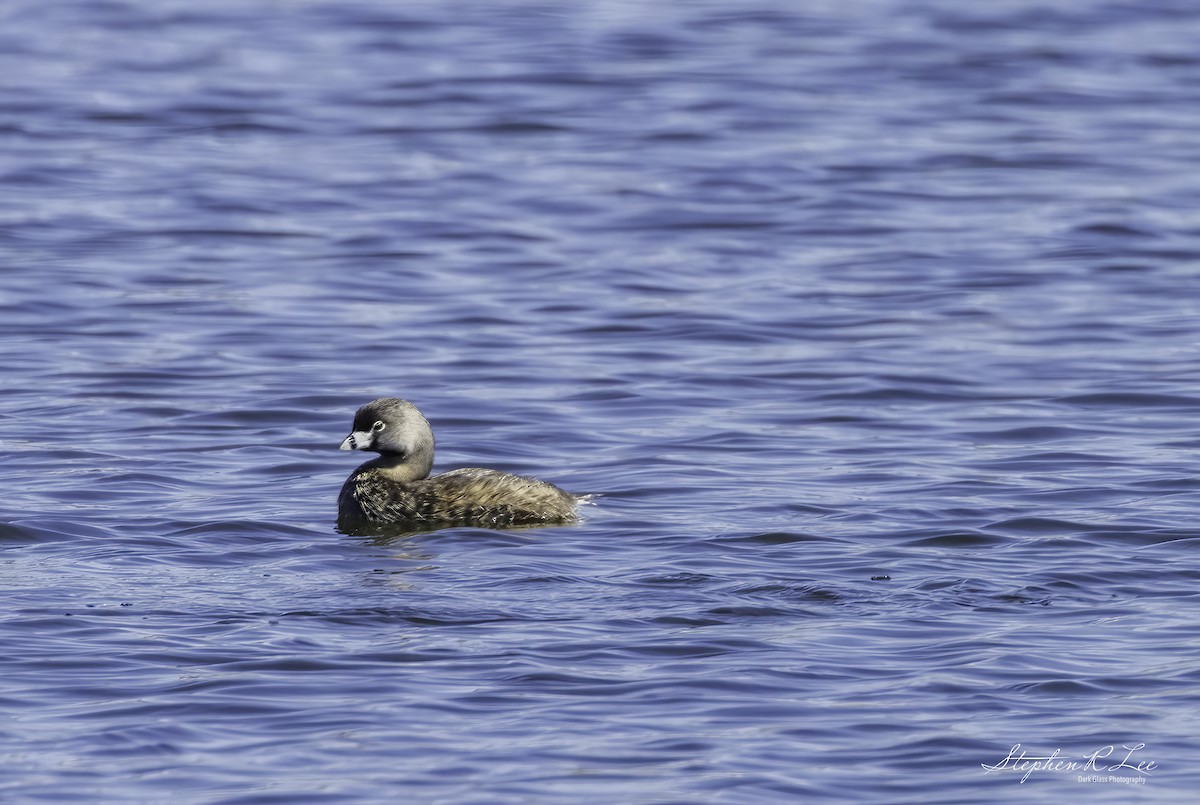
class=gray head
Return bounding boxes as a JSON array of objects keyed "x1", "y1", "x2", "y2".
[{"x1": 339, "y1": 398, "x2": 435, "y2": 479}]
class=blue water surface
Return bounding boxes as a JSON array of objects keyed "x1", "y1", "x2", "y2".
[{"x1": 3, "y1": 0, "x2": 1200, "y2": 802}]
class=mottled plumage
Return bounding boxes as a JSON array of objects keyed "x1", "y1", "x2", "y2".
[{"x1": 337, "y1": 398, "x2": 579, "y2": 534}]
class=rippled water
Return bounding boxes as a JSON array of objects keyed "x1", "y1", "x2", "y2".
[{"x1": 4, "y1": 0, "x2": 1200, "y2": 802}]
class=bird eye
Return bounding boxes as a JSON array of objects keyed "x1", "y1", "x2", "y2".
[{"x1": 372, "y1": 421, "x2": 386, "y2": 432}]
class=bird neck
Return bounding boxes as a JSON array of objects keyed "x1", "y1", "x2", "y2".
[{"x1": 365, "y1": 451, "x2": 433, "y2": 483}]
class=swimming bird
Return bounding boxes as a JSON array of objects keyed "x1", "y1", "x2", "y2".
[{"x1": 337, "y1": 398, "x2": 580, "y2": 533}]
